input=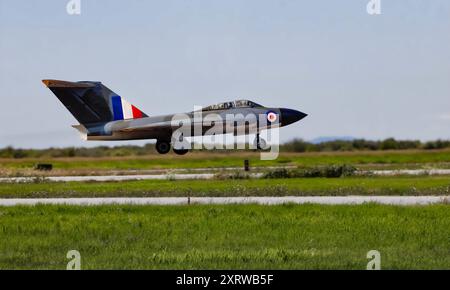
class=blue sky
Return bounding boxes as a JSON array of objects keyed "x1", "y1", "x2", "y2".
[{"x1": 0, "y1": 0, "x2": 449, "y2": 148}]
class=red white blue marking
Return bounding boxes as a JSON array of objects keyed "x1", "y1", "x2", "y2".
[
  {"x1": 267, "y1": 111, "x2": 277, "y2": 123},
  {"x1": 112, "y1": 95, "x2": 144, "y2": 120}
]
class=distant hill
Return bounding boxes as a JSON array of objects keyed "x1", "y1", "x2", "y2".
[{"x1": 309, "y1": 136, "x2": 356, "y2": 144}]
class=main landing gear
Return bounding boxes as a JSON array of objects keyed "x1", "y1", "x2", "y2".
[
  {"x1": 155, "y1": 140, "x2": 189, "y2": 155},
  {"x1": 155, "y1": 140, "x2": 171, "y2": 154}
]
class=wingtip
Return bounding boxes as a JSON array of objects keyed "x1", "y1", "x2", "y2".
[{"x1": 42, "y1": 79, "x2": 50, "y2": 87}]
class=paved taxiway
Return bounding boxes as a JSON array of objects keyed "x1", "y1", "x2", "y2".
[
  {"x1": 1, "y1": 168, "x2": 450, "y2": 183},
  {"x1": 0, "y1": 173, "x2": 229, "y2": 182},
  {"x1": 0, "y1": 196, "x2": 448, "y2": 206}
]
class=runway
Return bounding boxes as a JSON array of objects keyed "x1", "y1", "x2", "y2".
[
  {"x1": 0, "y1": 173, "x2": 264, "y2": 182},
  {"x1": 1, "y1": 168, "x2": 450, "y2": 183},
  {"x1": 0, "y1": 196, "x2": 448, "y2": 206},
  {"x1": 0, "y1": 173, "x2": 221, "y2": 182},
  {"x1": 369, "y1": 169, "x2": 450, "y2": 176}
]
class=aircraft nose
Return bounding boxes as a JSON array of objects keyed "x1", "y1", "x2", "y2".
[{"x1": 280, "y1": 108, "x2": 307, "y2": 126}]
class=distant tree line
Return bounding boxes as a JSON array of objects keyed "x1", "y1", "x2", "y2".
[
  {"x1": 282, "y1": 138, "x2": 450, "y2": 152},
  {"x1": 0, "y1": 138, "x2": 449, "y2": 158},
  {"x1": 0, "y1": 144, "x2": 156, "y2": 159}
]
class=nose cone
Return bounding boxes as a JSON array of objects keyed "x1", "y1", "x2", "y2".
[{"x1": 280, "y1": 108, "x2": 307, "y2": 126}]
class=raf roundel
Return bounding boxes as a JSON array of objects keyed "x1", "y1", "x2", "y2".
[{"x1": 267, "y1": 111, "x2": 277, "y2": 123}]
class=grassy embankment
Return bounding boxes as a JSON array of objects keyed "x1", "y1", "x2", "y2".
[
  {"x1": 0, "y1": 176, "x2": 449, "y2": 198},
  {"x1": 1, "y1": 149, "x2": 450, "y2": 177}
]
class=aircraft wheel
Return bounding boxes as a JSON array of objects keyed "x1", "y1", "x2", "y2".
[
  {"x1": 253, "y1": 136, "x2": 268, "y2": 150},
  {"x1": 156, "y1": 140, "x2": 171, "y2": 154},
  {"x1": 173, "y1": 148, "x2": 189, "y2": 155}
]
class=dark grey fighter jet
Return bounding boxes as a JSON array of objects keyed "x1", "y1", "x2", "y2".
[{"x1": 43, "y1": 79, "x2": 307, "y2": 155}]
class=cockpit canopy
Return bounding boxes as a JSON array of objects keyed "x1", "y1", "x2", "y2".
[{"x1": 201, "y1": 100, "x2": 263, "y2": 111}]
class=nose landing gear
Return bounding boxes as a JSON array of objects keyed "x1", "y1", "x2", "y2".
[
  {"x1": 173, "y1": 148, "x2": 189, "y2": 155},
  {"x1": 253, "y1": 133, "x2": 268, "y2": 150}
]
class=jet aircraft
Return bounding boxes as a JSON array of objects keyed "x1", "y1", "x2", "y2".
[{"x1": 42, "y1": 79, "x2": 307, "y2": 155}]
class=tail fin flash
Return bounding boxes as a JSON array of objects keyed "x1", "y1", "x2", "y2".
[
  {"x1": 111, "y1": 95, "x2": 144, "y2": 121},
  {"x1": 42, "y1": 79, "x2": 147, "y2": 126}
]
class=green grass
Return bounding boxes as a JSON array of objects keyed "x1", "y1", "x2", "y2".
[
  {"x1": 0, "y1": 176, "x2": 449, "y2": 198},
  {"x1": 0, "y1": 204, "x2": 448, "y2": 269},
  {"x1": 2, "y1": 149, "x2": 450, "y2": 172}
]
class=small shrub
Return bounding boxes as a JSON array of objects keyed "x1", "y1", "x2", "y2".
[
  {"x1": 32, "y1": 176, "x2": 49, "y2": 184},
  {"x1": 263, "y1": 168, "x2": 291, "y2": 179},
  {"x1": 264, "y1": 164, "x2": 357, "y2": 179},
  {"x1": 293, "y1": 168, "x2": 323, "y2": 178},
  {"x1": 214, "y1": 171, "x2": 250, "y2": 180},
  {"x1": 341, "y1": 164, "x2": 357, "y2": 177}
]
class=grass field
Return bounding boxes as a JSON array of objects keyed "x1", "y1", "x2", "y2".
[
  {"x1": 1, "y1": 150, "x2": 448, "y2": 270},
  {"x1": 0, "y1": 176, "x2": 449, "y2": 198},
  {"x1": 2, "y1": 149, "x2": 450, "y2": 176},
  {"x1": 0, "y1": 204, "x2": 448, "y2": 269}
]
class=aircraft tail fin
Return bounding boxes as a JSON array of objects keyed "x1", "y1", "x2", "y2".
[{"x1": 42, "y1": 79, "x2": 147, "y2": 126}]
